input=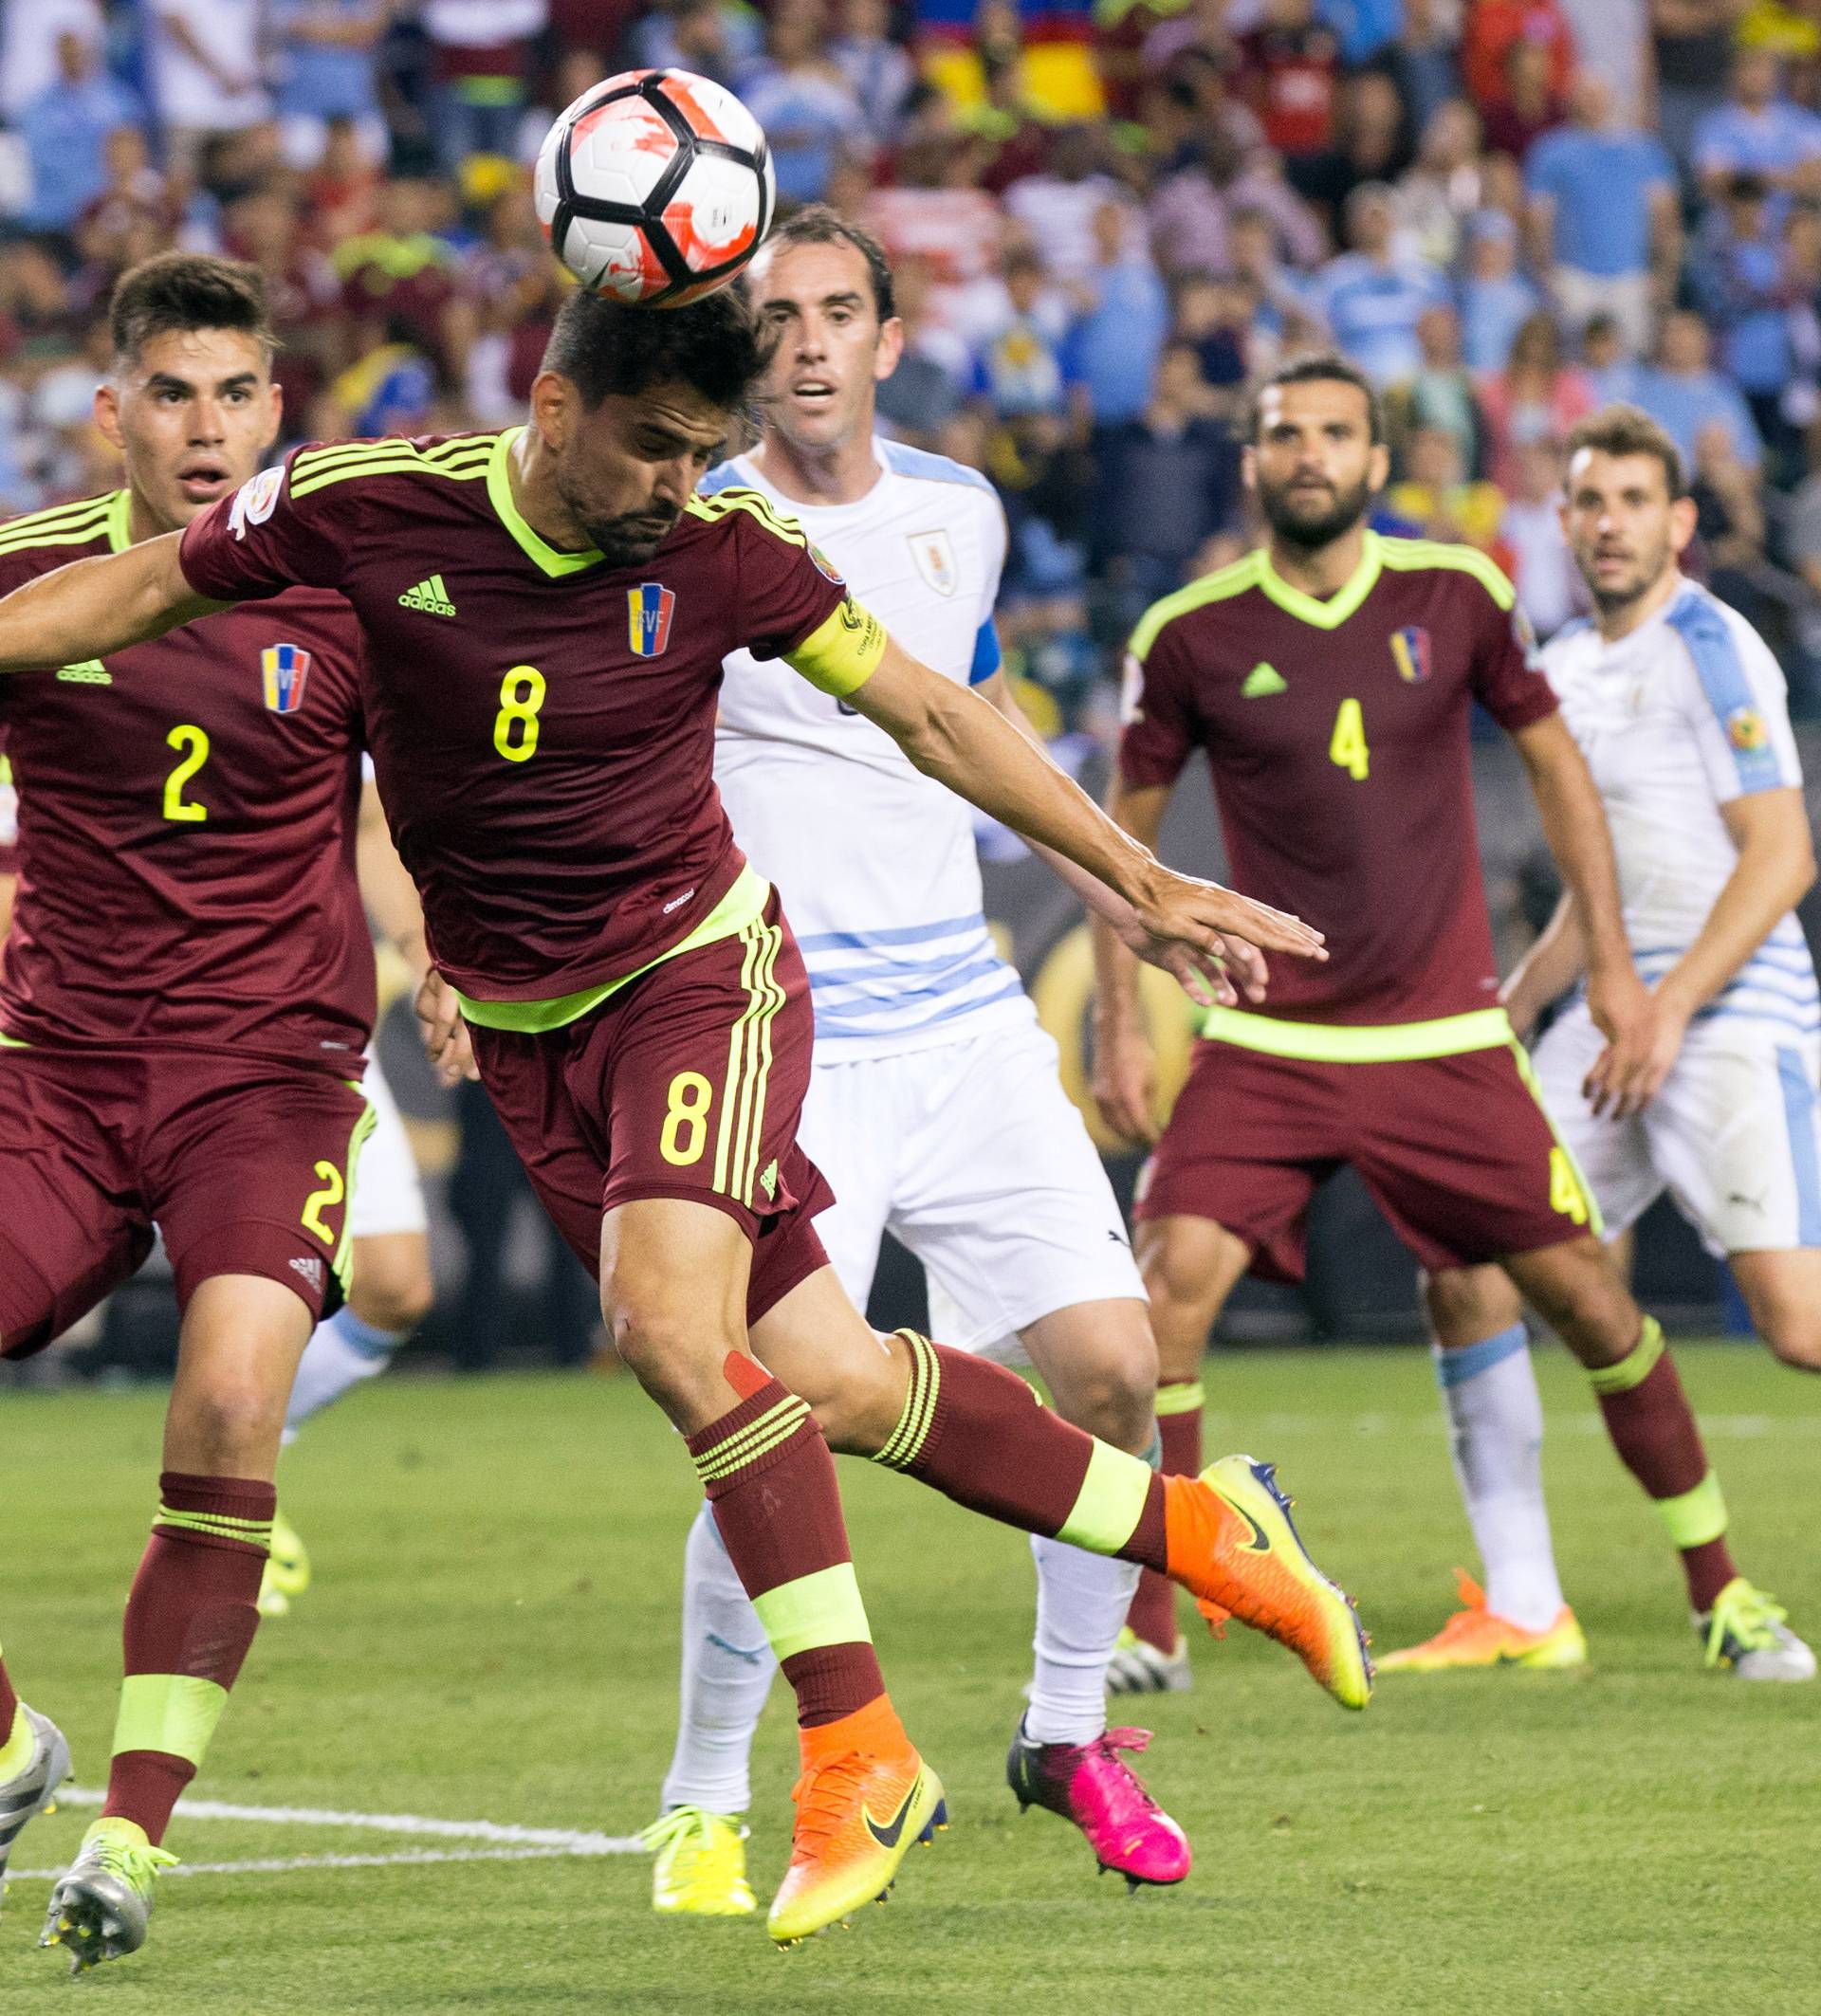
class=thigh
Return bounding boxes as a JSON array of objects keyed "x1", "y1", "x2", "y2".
[
  {"x1": 793, "y1": 1053, "x2": 899, "y2": 1311},
  {"x1": 1533, "y1": 1002, "x2": 1660, "y2": 1237},
  {"x1": 1131, "y1": 1037, "x2": 1330, "y2": 1284},
  {"x1": 1352, "y1": 1043, "x2": 1601, "y2": 1273},
  {"x1": 144, "y1": 1055, "x2": 377, "y2": 1326},
  {"x1": 344, "y1": 1054, "x2": 430, "y2": 1240},
  {"x1": 1646, "y1": 1024, "x2": 1821, "y2": 1256},
  {"x1": 894, "y1": 1024, "x2": 1145, "y2": 1359},
  {"x1": 0, "y1": 1048, "x2": 150, "y2": 1357}
]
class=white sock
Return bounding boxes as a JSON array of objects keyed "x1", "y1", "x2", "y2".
[
  {"x1": 285, "y1": 1307, "x2": 402, "y2": 1437},
  {"x1": 1434, "y1": 1325, "x2": 1566, "y2": 1632},
  {"x1": 658, "y1": 1503, "x2": 777, "y2": 1817},
  {"x1": 1023, "y1": 1534, "x2": 1140, "y2": 1745}
]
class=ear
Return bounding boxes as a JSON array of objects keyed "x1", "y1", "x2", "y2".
[
  {"x1": 528, "y1": 370, "x2": 575, "y2": 450},
  {"x1": 1241, "y1": 441, "x2": 1258, "y2": 493},
  {"x1": 92, "y1": 379, "x2": 123, "y2": 451},
  {"x1": 264, "y1": 375, "x2": 284, "y2": 448},
  {"x1": 874, "y1": 315, "x2": 906, "y2": 385},
  {"x1": 1668, "y1": 492, "x2": 1699, "y2": 557},
  {"x1": 1368, "y1": 439, "x2": 1391, "y2": 491}
]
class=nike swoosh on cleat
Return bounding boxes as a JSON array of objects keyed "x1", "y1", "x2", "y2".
[
  {"x1": 862, "y1": 1776, "x2": 923, "y2": 1851},
  {"x1": 1223, "y1": 1499, "x2": 1273, "y2": 1553}
]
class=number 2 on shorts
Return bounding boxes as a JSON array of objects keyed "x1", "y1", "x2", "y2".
[
  {"x1": 1329, "y1": 697, "x2": 1369, "y2": 780},
  {"x1": 660, "y1": 1071, "x2": 714, "y2": 1166},
  {"x1": 302, "y1": 1159, "x2": 344, "y2": 1244}
]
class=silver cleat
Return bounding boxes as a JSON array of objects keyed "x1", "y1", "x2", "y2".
[
  {"x1": 1105, "y1": 1628, "x2": 1193, "y2": 1695},
  {"x1": 1696, "y1": 1578, "x2": 1818, "y2": 1682},
  {"x1": 0, "y1": 1705, "x2": 71, "y2": 1912},
  {"x1": 40, "y1": 1818, "x2": 176, "y2": 1972}
]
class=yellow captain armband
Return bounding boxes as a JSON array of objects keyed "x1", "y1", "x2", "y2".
[{"x1": 783, "y1": 594, "x2": 889, "y2": 699}]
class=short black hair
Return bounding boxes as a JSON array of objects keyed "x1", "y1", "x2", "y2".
[
  {"x1": 1247, "y1": 350, "x2": 1385, "y2": 446},
  {"x1": 109, "y1": 250, "x2": 274, "y2": 366},
  {"x1": 539, "y1": 284, "x2": 773, "y2": 414},
  {"x1": 761, "y1": 203, "x2": 896, "y2": 322}
]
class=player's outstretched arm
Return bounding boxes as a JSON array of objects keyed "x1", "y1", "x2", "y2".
[
  {"x1": 1500, "y1": 891, "x2": 1585, "y2": 1041},
  {"x1": 0, "y1": 533, "x2": 224, "y2": 674},
  {"x1": 1512, "y1": 712, "x2": 1658, "y2": 1117},
  {"x1": 847, "y1": 634, "x2": 1326, "y2": 973}
]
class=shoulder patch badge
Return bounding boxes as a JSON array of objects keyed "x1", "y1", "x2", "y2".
[
  {"x1": 230, "y1": 464, "x2": 284, "y2": 541},
  {"x1": 1727, "y1": 705, "x2": 1769, "y2": 752}
]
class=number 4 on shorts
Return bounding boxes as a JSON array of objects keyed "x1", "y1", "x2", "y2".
[{"x1": 1548, "y1": 1145, "x2": 1589, "y2": 1225}]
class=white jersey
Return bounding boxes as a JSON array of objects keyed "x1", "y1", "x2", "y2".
[
  {"x1": 711, "y1": 440, "x2": 1032, "y2": 1058},
  {"x1": 1543, "y1": 578, "x2": 1818, "y2": 1038}
]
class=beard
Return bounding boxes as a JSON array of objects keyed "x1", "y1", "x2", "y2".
[
  {"x1": 1584, "y1": 531, "x2": 1673, "y2": 615},
  {"x1": 1256, "y1": 469, "x2": 1375, "y2": 551},
  {"x1": 555, "y1": 467, "x2": 681, "y2": 566}
]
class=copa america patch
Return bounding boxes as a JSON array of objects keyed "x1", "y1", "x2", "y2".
[
  {"x1": 230, "y1": 464, "x2": 284, "y2": 541},
  {"x1": 1727, "y1": 705, "x2": 1769, "y2": 752},
  {"x1": 262, "y1": 642, "x2": 311, "y2": 714}
]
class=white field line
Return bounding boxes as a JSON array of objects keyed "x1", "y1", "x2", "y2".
[
  {"x1": 4, "y1": 1788, "x2": 646, "y2": 1880},
  {"x1": 1209, "y1": 1411, "x2": 1805, "y2": 1439}
]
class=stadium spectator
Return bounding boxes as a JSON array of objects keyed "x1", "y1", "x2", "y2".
[
  {"x1": 1457, "y1": 208, "x2": 1541, "y2": 373},
  {"x1": 1385, "y1": 420, "x2": 1510, "y2": 559},
  {"x1": 738, "y1": 0, "x2": 868, "y2": 206},
  {"x1": 630, "y1": 0, "x2": 763, "y2": 86},
  {"x1": 421, "y1": 0, "x2": 551, "y2": 174},
  {"x1": 1499, "y1": 436, "x2": 1581, "y2": 637},
  {"x1": 1523, "y1": 70, "x2": 1679, "y2": 353},
  {"x1": 1146, "y1": 126, "x2": 1327, "y2": 276},
  {"x1": 1291, "y1": 67, "x2": 1416, "y2": 221},
  {"x1": 146, "y1": 0, "x2": 270, "y2": 173},
  {"x1": 331, "y1": 174, "x2": 467, "y2": 376},
  {"x1": 1227, "y1": 203, "x2": 1325, "y2": 351},
  {"x1": 864, "y1": 114, "x2": 1002, "y2": 333},
  {"x1": 831, "y1": 0, "x2": 915, "y2": 139},
  {"x1": 874, "y1": 253, "x2": 966, "y2": 449},
  {"x1": 970, "y1": 246, "x2": 1069, "y2": 425},
  {"x1": 269, "y1": 0, "x2": 390, "y2": 172},
  {"x1": 0, "y1": 0, "x2": 107, "y2": 125},
  {"x1": 1462, "y1": 0, "x2": 1576, "y2": 115},
  {"x1": 1386, "y1": 302, "x2": 1490, "y2": 479},
  {"x1": 1480, "y1": 35, "x2": 1566, "y2": 161},
  {"x1": 1476, "y1": 307, "x2": 1595, "y2": 492},
  {"x1": 1653, "y1": 0, "x2": 1747, "y2": 174},
  {"x1": 1237, "y1": 0, "x2": 1345, "y2": 178},
  {"x1": 1171, "y1": 270, "x2": 1256, "y2": 398},
  {"x1": 1580, "y1": 309, "x2": 1642, "y2": 404},
  {"x1": 1691, "y1": 174, "x2": 1800, "y2": 464},
  {"x1": 1380, "y1": 0, "x2": 1467, "y2": 137},
  {"x1": 1395, "y1": 100, "x2": 1488, "y2": 268},
  {"x1": 15, "y1": 32, "x2": 144, "y2": 235},
  {"x1": 1634, "y1": 307, "x2": 1768, "y2": 473},
  {"x1": 1061, "y1": 200, "x2": 1169, "y2": 435},
  {"x1": 1693, "y1": 47, "x2": 1821, "y2": 200},
  {"x1": 1315, "y1": 180, "x2": 1450, "y2": 386},
  {"x1": 1556, "y1": 0, "x2": 1650, "y2": 123},
  {"x1": 1004, "y1": 125, "x2": 1135, "y2": 285}
]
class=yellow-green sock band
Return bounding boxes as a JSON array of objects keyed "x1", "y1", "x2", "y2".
[
  {"x1": 1657, "y1": 1470, "x2": 1728, "y2": 1549},
  {"x1": 0, "y1": 1698, "x2": 30, "y2": 1778},
  {"x1": 1155, "y1": 1380, "x2": 1205, "y2": 1417},
  {"x1": 875, "y1": 1329, "x2": 941, "y2": 1471},
  {"x1": 750, "y1": 1563, "x2": 874, "y2": 1662},
  {"x1": 112, "y1": 1674, "x2": 229, "y2": 1769},
  {"x1": 1057, "y1": 1439, "x2": 1154, "y2": 1554},
  {"x1": 1588, "y1": 1315, "x2": 1665, "y2": 1397}
]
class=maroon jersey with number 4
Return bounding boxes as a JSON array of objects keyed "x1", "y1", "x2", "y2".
[
  {"x1": 0, "y1": 490, "x2": 369, "y2": 1069},
  {"x1": 1119, "y1": 533, "x2": 1558, "y2": 1026},
  {"x1": 178, "y1": 430, "x2": 856, "y2": 1007}
]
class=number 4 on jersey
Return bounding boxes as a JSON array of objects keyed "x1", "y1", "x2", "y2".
[{"x1": 1329, "y1": 698, "x2": 1370, "y2": 781}]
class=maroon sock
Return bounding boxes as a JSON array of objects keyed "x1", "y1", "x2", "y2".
[
  {"x1": 1127, "y1": 1395, "x2": 1204, "y2": 1654},
  {"x1": 1596, "y1": 1351, "x2": 1737, "y2": 1611},
  {"x1": 689, "y1": 1358, "x2": 884, "y2": 1730},
  {"x1": 0, "y1": 1653, "x2": 19, "y2": 1751},
  {"x1": 105, "y1": 1472, "x2": 274, "y2": 1844},
  {"x1": 875, "y1": 1334, "x2": 1169, "y2": 1569}
]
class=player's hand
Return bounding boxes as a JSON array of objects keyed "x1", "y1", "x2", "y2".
[
  {"x1": 1582, "y1": 963, "x2": 1662, "y2": 1118},
  {"x1": 1115, "y1": 909, "x2": 1267, "y2": 1008},
  {"x1": 1092, "y1": 1017, "x2": 1159, "y2": 1147},
  {"x1": 415, "y1": 968, "x2": 480, "y2": 1086},
  {"x1": 1130, "y1": 864, "x2": 1325, "y2": 1004}
]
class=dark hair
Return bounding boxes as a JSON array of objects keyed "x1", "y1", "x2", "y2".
[
  {"x1": 1247, "y1": 350, "x2": 1385, "y2": 445},
  {"x1": 1563, "y1": 403, "x2": 1687, "y2": 499},
  {"x1": 108, "y1": 250, "x2": 274, "y2": 364},
  {"x1": 761, "y1": 202, "x2": 896, "y2": 321},
  {"x1": 539, "y1": 284, "x2": 773, "y2": 413}
]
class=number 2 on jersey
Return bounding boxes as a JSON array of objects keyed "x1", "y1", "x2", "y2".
[
  {"x1": 163, "y1": 724, "x2": 211, "y2": 822},
  {"x1": 493, "y1": 666, "x2": 545, "y2": 763},
  {"x1": 1329, "y1": 697, "x2": 1370, "y2": 781}
]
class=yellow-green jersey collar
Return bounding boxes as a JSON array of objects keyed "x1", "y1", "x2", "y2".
[
  {"x1": 487, "y1": 427, "x2": 604, "y2": 577},
  {"x1": 102, "y1": 488, "x2": 133, "y2": 553},
  {"x1": 1255, "y1": 530, "x2": 1383, "y2": 631}
]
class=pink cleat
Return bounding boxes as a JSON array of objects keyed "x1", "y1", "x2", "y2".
[{"x1": 1005, "y1": 1718, "x2": 1191, "y2": 1891}]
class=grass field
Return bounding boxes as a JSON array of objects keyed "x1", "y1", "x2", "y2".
[{"x1": 1, "y1": 1344, "x2": 1817, "y2": 2015}]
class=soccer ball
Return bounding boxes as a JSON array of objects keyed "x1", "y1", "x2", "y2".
[{"x1": 535, "y1": 69, "x2": 776, "y2": 308}]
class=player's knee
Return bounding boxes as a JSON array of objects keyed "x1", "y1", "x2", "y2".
[
  {"x1": 348, "y1": 1263, "x2": 433, "y2": 1336},
  {"x1": 1422, "y1": 1264, "x2": 1519, "y2": 1349},
  {"x1": 1761, "y1": 1310, "x2": 1821, "y2": 1372},
  {"x1": 171, "y1": 1382, "x2": 285, "y2": 1472},
  {"x1": 808, "y1": 1331, "x2": 910, "y2": 1455}
]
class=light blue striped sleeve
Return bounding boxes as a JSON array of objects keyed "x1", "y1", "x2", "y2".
[{"x1": 1665, "y1": 594, "x2": 1797, "y2": 799}]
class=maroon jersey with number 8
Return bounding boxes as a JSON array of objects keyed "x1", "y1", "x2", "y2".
[{"x1": 0, "y1": 490, "x2": 369, "y2": 1069}]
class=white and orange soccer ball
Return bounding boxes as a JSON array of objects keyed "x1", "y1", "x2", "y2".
[{"x1": 534, "y1": 69, "x2": 776, "y2": 308}]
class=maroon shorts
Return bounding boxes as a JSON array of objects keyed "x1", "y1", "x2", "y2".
[
  {"x1": 1134, "y1": 1035, "x2": 1592, "y2": 1283},
  {"x1": 0, "y1": 1043, "x2": 373, "y2": 1358},
  {"x1": 468, "y1": 888, "x2": 831, "y2": 1326}
]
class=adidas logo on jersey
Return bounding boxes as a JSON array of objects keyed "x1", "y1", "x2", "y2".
[
  {"x1": 289, "y1": 1255, "x2": 325, "y2": 1292},
  {"x1": 398, "y1": 574, "x2": 457, "y2": 617},
  {"x1": 1242, "y1": 663, "x2": 1287, "y2": 699},
  {"x1": 56, "y1": 659, "x2": 111, "y2": 684}
]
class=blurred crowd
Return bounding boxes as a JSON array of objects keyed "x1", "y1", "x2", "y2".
[{"x1": 6, "y1": 0, "x2": 1821, "y2": 735}]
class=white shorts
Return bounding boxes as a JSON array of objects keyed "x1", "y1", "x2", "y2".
[
  {"x1": 1535, "y1": 999, "x2": 1821, "y2": 1257},
  {"x1": 347, "y1": 1056, "x2": 430, "y2": 1242},
  {"x1": 798, "y1": 1019, "x2": 1146, "y2": 1364}
]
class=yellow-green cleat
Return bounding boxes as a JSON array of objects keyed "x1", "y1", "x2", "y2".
[
  {"x1": 643, "y1": 1805, "x2": 757, "y2": 1915},
  {"x1": 40, "y1": 1817, "x2": 176, "y2": 1972},
  {"x1": 258, "y1": 1508, "x2": 312, "y2": 1619},
  {"x1": 1697, "y1": 1578, "x2": 1816, "y2": 1681}
]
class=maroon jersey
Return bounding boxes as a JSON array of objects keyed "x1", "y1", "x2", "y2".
[
  {"x1": 0, "y1": 490, "x2": 370, "y2": 1069},
  {"x1": 179, "y1": 431, "x2": 872, "y2": 1010},
  {"x1": 1119, "y1": 532, "x2": 1558, "y2": 1026}
]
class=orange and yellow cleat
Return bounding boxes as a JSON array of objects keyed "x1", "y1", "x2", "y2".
[
  {"x1": 1163, "y1": 1454, "x2": 1372, "y2": 1710},
  {"x1": 1378, "y1": 1571, "x2": 1587, "y2": 1673},
  {"x1": 766, "y1": 1695, "x2": 947, "y2": 1948}
]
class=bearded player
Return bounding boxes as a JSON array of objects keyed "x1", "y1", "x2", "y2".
[
  {"x1": 1392, "y1": 406, "x2": 1816, "y2": 1679},
  {"x1": 0, "y1": 251, "x2": 448, "y2": 1965},
  {"x1": 0, "y1": 281, "x2": 1369, "y2": 1957},
  {"x1": 648, "y1": 209, "x2": 1199, "y2": 1914},
  {"x1": 1095, "y1": 353, "x2": 1800, "y2": 1686}
]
